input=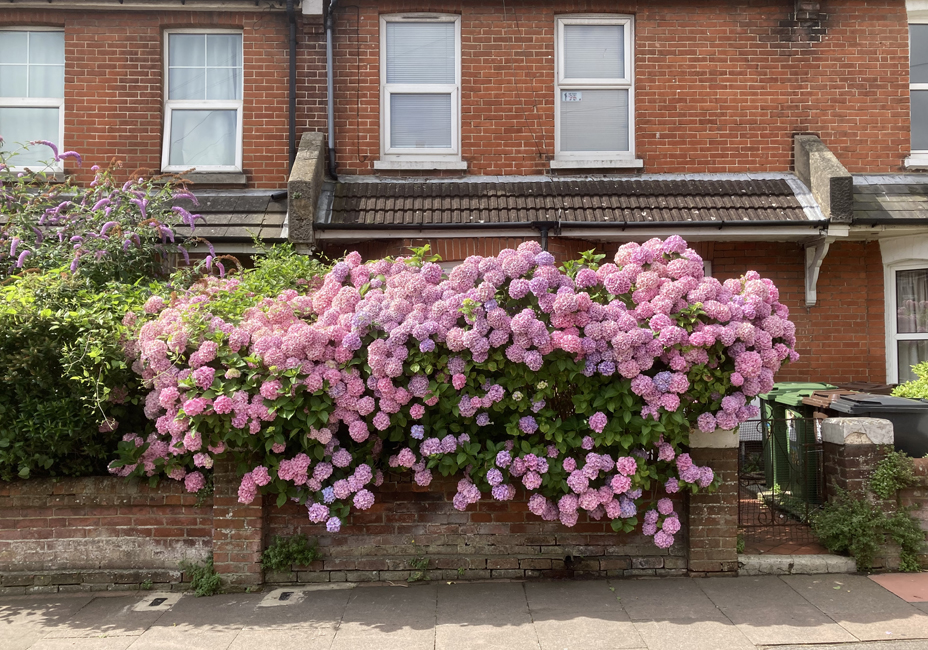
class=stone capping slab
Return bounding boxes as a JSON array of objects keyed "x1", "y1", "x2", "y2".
[
  {"x1": 794, "y1": 134, "x2": 853, "y2": 222},
  {"x1": 689, "y1": 428, "x2": 738, "y2": 449},
  {"x1": 821, "y1": 417, "x2": 894, "y2": 446},
  {"x1": 287, "y1": 131, "x2": 326, "y2": 245},
  {"x1": 738, "y1": 554, "x2": 857, "y2": 576}
]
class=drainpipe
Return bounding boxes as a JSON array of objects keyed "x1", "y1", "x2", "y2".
[
  {"x1": 532, "y1": 220, "x2": 558, "y2": 252},
  {"x1": 325, "y1": 0, "x2": 338, "y2": 179},
  {"x1": 286, "y1": 0, "x2": 297, "y2": 170}
]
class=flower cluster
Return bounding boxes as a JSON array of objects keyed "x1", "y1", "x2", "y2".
[{"x1": 112, "y1": 236, "x2": 797, "y2": 546}]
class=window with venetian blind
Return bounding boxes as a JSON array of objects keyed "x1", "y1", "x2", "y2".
[
  {"x1": 380, "y1": 15, "x2": 461, "y2": 161},
  {"x1": 554, "y1": 16, "x2": 636, "y2": 166}
]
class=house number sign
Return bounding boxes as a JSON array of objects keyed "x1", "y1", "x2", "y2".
[{"x1": 562, "y1": 91, "x2": 582, "y2": 102}]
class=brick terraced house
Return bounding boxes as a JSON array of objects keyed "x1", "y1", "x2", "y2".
[
  {"x1": 6, "y1": 0, "x2": 928, "y2": 588},
  {"x1": 2, "y1": 0, "x2": 928, "y2": 386}
]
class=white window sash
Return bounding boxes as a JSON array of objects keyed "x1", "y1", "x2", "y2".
[
  {"x1": 161, "y1": 29, "x2": 244, "y2": 173},
  {"x1": 554, "y1": 16, "x2": 635, "y2": 161},
  {"x1": 886, "y1": 260, "x2": 928, "y2": 382},
  {"x1": 0, "y1": 28, "x2": 65, "y2": 172},
  {"x1": 380, "y1": 14, "x2": 461, "y2": 160}
]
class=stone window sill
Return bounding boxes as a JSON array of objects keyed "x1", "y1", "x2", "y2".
[
  {"x1": 550, "y1": 159, "x2": 644, "y2": 170},
  {"x1": 374, "y1": 160, "x2": 468, "y2": 171}
]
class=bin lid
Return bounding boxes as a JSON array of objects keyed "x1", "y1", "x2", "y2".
[
  {"x1": 760, "y1": 382, "x2": 837, "y2": 407},
  {"x1": 829, "y1": 393, "x2": 928, "y2": 414}
]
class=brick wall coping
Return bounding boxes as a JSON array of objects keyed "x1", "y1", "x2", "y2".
[
  {"x1": 821, "y1": 417, "x2": 894, "y2": 446},
  {"x1": 689, "y1": 428, "x2": 738, "y2": 448}
]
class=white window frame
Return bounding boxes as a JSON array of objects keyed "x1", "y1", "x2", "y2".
[
  {"x1": 552, "y1": 15, "x2": 641, "y2": 169},
  {"x1": 378, "y1": 14, "x2": 462, "y2": 166},
  {"x1": 161, "y1": 29, "x2": 244, "y2": 173},
  {"x1": 0, "y1": 27, "x2": 65, "y2": 173},
  {"x1": 886, "y1": 259, "x2": 928, "y2": 383}
]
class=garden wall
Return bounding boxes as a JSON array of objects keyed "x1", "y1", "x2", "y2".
[
  {"x1": 266, "y1": 476, "x2": 688, "y2": 583},
  {"x1": 0, "y1": 477, "x2": 211, "y2": 595},
  {"x1": 0, "y1": 437, "x2": 739, "y2": 591}
]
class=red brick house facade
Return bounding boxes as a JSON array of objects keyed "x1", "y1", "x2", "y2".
[{"x1": 0, "y1": 0, "x2": 923, "y2": 385}]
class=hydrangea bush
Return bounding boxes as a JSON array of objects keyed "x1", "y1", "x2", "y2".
[{"x1": 112, "y1": 236, "x2": 798, "y2": 548}]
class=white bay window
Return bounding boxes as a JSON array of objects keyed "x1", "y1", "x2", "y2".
[{"x1": 162, "y1": 31, "x2": 243, "y2": 172}]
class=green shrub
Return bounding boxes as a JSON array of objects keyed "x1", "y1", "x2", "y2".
[
  {"x1": 261, "y1": 534, "x2": 320, "y2": 573},
  {"x1": 0, "y1": 270, "x2": 155, "y2": 480},
  {"x1": 892, "y1": 361, "x2": 928, "y2": 399},
  {"x1": 814, "y1": 452, "x2": 925, "y2": 572},
  {"x1": 179, "y1": 556, "x2": 222, "y2": 597}
]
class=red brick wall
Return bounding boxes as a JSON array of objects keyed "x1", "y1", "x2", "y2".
[
  {"x1": 0, "y1": 9, "x2": 327, "y2": 188},
  {"x1": 331, "y1": 0, "x2": 908, "y2": 176},
  {"x1": 0, "y1": 477, "x2": 211, "y2": 573},
  {"x1": 266, "y1": 475, "x2": 687, "y2": 581},
  {"x1": 711, "y1": 239, "x2": 887, "y2": 385}
]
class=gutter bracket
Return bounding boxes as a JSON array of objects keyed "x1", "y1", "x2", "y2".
[{"x1": 804, "y1": 235, "x2": 834, "y2": 306}]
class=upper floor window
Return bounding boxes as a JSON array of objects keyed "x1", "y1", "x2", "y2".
[
  {"x1": 377, "y1": 14, "x2": 462, "y2": 169},
  {"x1": 553, "y1": 16, "x2": 639, "y2": 169},
  {"x1": 0, "y1": 29, "x2": 65, "y2": 171},
  {"x1": 911, "y1": 24, "x2": 928, "y2": 162},
  {"x1": 162, "y1": 31, "x2": 243, "y2": 173}
]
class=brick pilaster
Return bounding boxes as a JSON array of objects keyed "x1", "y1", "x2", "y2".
[
  {"x1": 821, "y1": 418, "x2": 893, "y2": 498},
  {"x1": 211, "y1": 456, "x2": 265, "y2": 588},
  {"x1": 687, "y1": 429, "x2": 739, "y2": 575}
]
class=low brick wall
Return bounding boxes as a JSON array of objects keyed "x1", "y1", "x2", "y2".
[
  {"x1": 266, "y1": 476, "x2": 688, "y2": 583},
  {"x1": 0, "y1": 476, "x2": 211, "y2": 594},
  {"x1": 0, "y1": 437, "x2": 745, "y2": 589}
]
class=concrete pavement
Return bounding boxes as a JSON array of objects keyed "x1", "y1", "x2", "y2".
[{"x1": 2, "y1": 574, "x2": 928, "y2": 650}]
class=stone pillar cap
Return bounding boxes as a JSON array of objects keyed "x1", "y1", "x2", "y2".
[
  {"x1": 689, "y1": 428, "x2": 739, "y2": 449},
  {"x1": 821, "y1": 417, "x2": 894, "y2": 445}
]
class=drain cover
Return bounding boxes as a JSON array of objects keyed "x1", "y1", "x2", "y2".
[{"x1": 132, "y1": 592, "x2": 181, "y2": 612}]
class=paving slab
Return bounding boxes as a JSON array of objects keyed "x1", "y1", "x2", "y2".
[
  {"x1": 227, "y1": 626, "x2": 337, "y2": 650},
  {"x1": 331, "y1": 621, "x2": 435, "y2": 650},
  {"x1": 124, "y1": 626, "x2": 239, "y2": 650},
  {"x1": 2, "y1": 628, "x2": 45, "y2": 650},
  {"x1": 240, "y1": 588, "x2": 350, "y2": 630},
  {"x1": 696, "y1": 575, "x2": 811, "y2": 610},
  {"x1": 870, "y1": 573, "x2": 928, "y2": 603},
  {"x1": 434, "y1": 621, "x2": 541, "y2": 650},
  {"x1": 760, "y1": 641, "x2": 928, "y2": 650},
  {"x1": 23, "y1": 638, "x2": 137, "y2": 650},
  {"x1": 43, "y1": 596, "x2": 163, "y2": 639},
  {"x1": 632, "y1": 617, "x2": 755, "y2": 650},
  {"x1": 339, "y1": 584, "x2": 436, "y2": 633},
  {"x1": 782, "y1": 574, "x2": 928, "y2": 642},
  {"x1": 149, "y1": 593, "x2": 259, "y2": 631},
  {"x1": 531, "y1": 612, "x2": 645, "y2": 650},
  {"x1": 436, "y1": 582, "x2": 528, "y2": 624},
  {"x1": 0, "y1": 595, "x2": 95, "y2": 631},
  {"x1": 611, "y1": 578, "x2": 723, "y2": 621},
  {"x1": 698, "y1": 575, "x2": 857, "y2": 645},
  {"x1": 523, "y1": 580, "x2": 622, "y2": 613}
]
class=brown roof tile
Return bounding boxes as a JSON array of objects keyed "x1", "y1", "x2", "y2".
[{"x1": 324, "y1": 178, "x2": 808, "y2": 227}]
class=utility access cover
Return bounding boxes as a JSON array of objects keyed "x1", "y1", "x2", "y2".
[{"x1": 132, "y1": 592, "x2": 182, "y2": 612}]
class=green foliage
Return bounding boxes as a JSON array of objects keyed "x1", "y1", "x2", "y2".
[
  {"x1": 0, "y1": 150, "x2": 200, "y2": 284},
  {"x1": 870, "y1": 451, "x2": 918, "y2": 500},
  {"x1": 813, "y1": 490, "x2": 885, "y2": 571},
  {"x1": 0, "y1": 270, "x2": 155, "y2": 480},
  {"x1": 892, "y1": 361, "x2": 928, "y2": 399},
  {"x1": 408, "y1": 555, "x2": 429, "y2": 583},
  {"x1": 168, "y1": 241, "x2": 330, "y2": 325},
  {"x1": 261, "y1": 534, "x2": 320, "y2": 573},
  {"x1": 814, "y1": 452, "x2": 925, "y2": 572},
  {"x1": 179, "y1": 556, "x2": 222, "y2": 597},
  {"x1": 736, "y1": 534, "x2": 745, "y2": 554}
]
